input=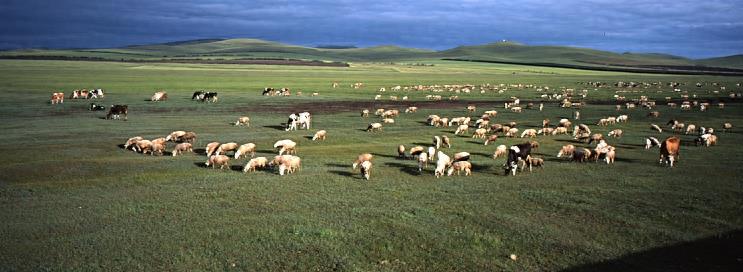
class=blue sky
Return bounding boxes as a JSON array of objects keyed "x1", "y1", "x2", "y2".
[{"x1": 1, "y1": 0, "x2": 741, "y2": 58}]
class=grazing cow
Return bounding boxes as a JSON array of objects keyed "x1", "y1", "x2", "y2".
[
  {"x1": 50, "y1": 92, "x2": 64, "y2": 104},
  {"x1": 235, "y1": 116, "x2": 250, "y2": 127},
  {"x1": 192, "y1": 91, "x2": 205, "y2": 100},
  {"x1": 659, "y1": 136, "x2": 680, "y2": 167},
  {"x1": 262, "y1": 87, "x2": 275, "y2": 96},
  {"x1": 201, "y1": 92, "x2": 218, "y2": 103},
  {"x1": 696, "y1": 134, "x2": 717, "y2": 147},
  {"x1": 106, "y1": 105, "x2": 128, "y2": 120},
  {"x1": 504, "y1": 143, "x2": 532, "y2": 176},
  {"x1": 647, "y1": 111, "x2": 660, "y2": 118},
  {"x1": 88, "y1": 89, "x2": 104, "y2": 99},
  {"x1": 89, "y1": 103, "x2": 105, "y2": 111},
  {"x1": 151, "y1": 91, "x2": 167, "y2": 101}
]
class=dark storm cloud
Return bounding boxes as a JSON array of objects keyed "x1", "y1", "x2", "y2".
[{"x1": 1, "y1": 0, "x2": 741, "y2": 58}]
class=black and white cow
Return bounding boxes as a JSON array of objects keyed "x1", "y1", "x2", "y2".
[
  {"x1": 87, "y1": 89, "x2": 104, "y2": 99},
  {"x1": 106, "y1": 105, "x2": 128, "y2": 120},
  {"x1": 201, "y1": 92, "x2": 218, "y2": 103},
  {"x1": 192, "y1": 91, "x2": 205, "y2": 100},
  {"x1": 262, "y1": 87, "x2": 274, "y2": 96},
  {"x1": 89, "y1": 103, "x2": 105, "y2": 111},
  {"x1": 504, "y1": 143, "x2": 532, "y2": 176}
]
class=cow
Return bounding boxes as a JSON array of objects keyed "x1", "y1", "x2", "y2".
[
  {"x1": 50, "y1": 92, "x2": 64, "y2": 104},
  {"x1": 192, "y1": 91, "x2": 205, "y2": 100},
  {"x1": 106, "y1": 105, "x2": 128, "y2": 120},
  {"x1": 151, "y1": 91, "x2": 167, "y2": 101},
  {"x1": 87, "y1": 89, "x2": 104, "y2": 99},
  {"x1": 262, "y1": 87, "x2": 275, "y2": 96},
  {"x1": 659, "y1": 136, "x2": 680, "y2": 167},
  {"x1": 504, "y1": 143, "x2": 532, "y2": 176},
  {"x1": 89, "y1": 103, "x2": 105, "y2": 111},
  {"x1": 201, "y1": 92, "x2": 218, "y2": 103}
]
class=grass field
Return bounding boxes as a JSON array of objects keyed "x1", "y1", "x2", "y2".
[{"x1": 1, "y1": 59, "x2": 742, "y2": 271}]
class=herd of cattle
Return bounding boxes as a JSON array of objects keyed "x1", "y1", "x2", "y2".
[{"x1": 48, "y1": 81, "x2": 737, "y2": 180}]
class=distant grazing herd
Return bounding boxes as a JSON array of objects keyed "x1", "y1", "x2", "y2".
[{"x1": 47, "y1": 80, "x2": 740, "y2": 180}]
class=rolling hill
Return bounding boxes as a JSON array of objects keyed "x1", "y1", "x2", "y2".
[{"x1": 1, "y1": 38, "x2": 741, "y2": 72}]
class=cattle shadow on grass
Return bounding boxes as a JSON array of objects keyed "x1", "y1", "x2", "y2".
[
  {"x1": 194, "y1": 162, "x2": 209, "y2": 168},
  {"x1": 230, "y1": 165, "x2": 244, "y2": 172},
  {"x1": 370, "y1": 152, "x2": 399, "y2": 159},
  {"x1": 328, "y1": 170, "x2": 356, "y2": 178},
  {"x1": 384, "y1": 162, "x2": 421, "y2": 176},
  {"x1": 117, "y1": 144, "x2": 126, "y2": 149},
  {"x1": 194, "y1": 148, "x2": 207, "y2": 155},
  {"x1": 616, "y1": 143, "x2": 642, "y2": 149},
  {"x1": 264, "y1": 125, "x2": 287, "y2": 131}
]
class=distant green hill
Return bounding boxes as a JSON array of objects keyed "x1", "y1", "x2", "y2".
[
  {"x1": 438, "y1": 41, "x2": 696, "y2": 67},
  {"x1": 1, "y1": 38, "x2": 742, "y2": 72},
  {"x1": 696, "y1": 55, "x2": 743, "y2": 69}
]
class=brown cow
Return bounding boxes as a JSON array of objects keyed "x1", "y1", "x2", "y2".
[
  {"x1": 660, "y1": 136, "x2": 680, "y2": 167},
  {"x1": 50, "y1": 92, "x2": 64, "y2": 104}
]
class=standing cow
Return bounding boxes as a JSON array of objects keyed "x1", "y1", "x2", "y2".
[
  {"x1": 660, "y1": 136, "x2": 680, "y2": 167},
  {"x1": 504, "y1": 143, "x2": 532, "y2": 176}
]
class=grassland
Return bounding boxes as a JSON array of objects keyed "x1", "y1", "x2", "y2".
[{"x1": 0, "y1": 59, "x2": 742, "y2": 271}]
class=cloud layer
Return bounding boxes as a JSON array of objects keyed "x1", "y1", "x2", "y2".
[{"x1": 1, "y1": 0, "x2": 741, "y2": 58}]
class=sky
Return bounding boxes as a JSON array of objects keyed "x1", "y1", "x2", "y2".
[{"x1": 1, "y1": 0, "x2": 742, "y2": 58}]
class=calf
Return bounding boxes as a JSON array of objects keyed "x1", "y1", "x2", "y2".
[{"x1": 106, "y1": 105, "x2": 128, "y2": 120}]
